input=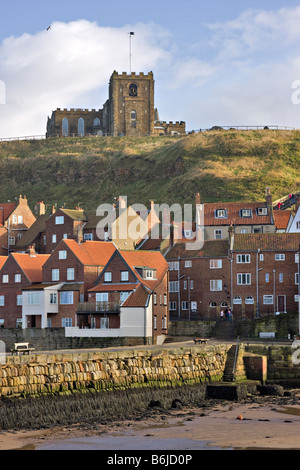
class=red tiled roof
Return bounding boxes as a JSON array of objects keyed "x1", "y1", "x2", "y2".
[
  {"x1": 62, "y1": 239, "x2": 116, "y2": 266},
  {"x1": 273, "y1": 210, "x2": 293, "y2": 230},
  {"x1": 0, "y1": 256, "x2": 7, "y2": 270},
  {"x1": 122, "y1": 283, "x2": 150, "y2": 308},
  {"x1": 12, "y1": 253, "x2": 50, "y2": 282},
  {"x1": 232, "y1": 233, "x2": 300, "y2": 251},
  {"x1": 203, "y1": 202, "x2": 272, "y2": 226},
  {"x1": 88, "y1": 283, "x2": 138, "y2": 293},
  {"x1": 119, "y1": 249, "x2": 168, "y2": 290}
]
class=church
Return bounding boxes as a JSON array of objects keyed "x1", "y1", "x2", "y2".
[{"x1": 46, "y1": 71, "x2": 185, "y2": 138}]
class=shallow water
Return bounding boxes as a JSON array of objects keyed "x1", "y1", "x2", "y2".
[{"x1": 37, "y1": 435, "x2": 230, "y2": 450}]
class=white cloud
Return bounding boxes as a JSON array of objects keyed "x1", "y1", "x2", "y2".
[{"x1": 0, "y1": 20, "x2": 171, "y2": 137}]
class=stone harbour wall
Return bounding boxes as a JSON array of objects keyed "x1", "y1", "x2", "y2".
[{"x1": 0, "y1": 344, "x2": 231, "y2": 398}]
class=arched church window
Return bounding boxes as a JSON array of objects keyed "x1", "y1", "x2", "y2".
[
  {"x1": 93, "y1": 117, "x2": 100, "y2": 127},
  {"x1": 78, "y1": 117, "x2": 84, "y2": 136},
  {"x1": 62, "y1": 117, "x2": 69, "y2": 137},
  {"x1": 131, "y1": 110, "x2": 137, "y2": 128}
]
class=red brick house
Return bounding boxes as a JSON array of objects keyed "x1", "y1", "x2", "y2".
[
  {"x1": 0, "y1": 250, "x2": 49, "y2": 328},
  {"x1": 22, "y1": 239, "x2": 116, "y2": 328},
  {"x1": 0, "y1": 195, "x2": 36, "y2": 255},
  {"x1": 73, "y1": 249, "x2": 169, "y2": 344},
  {"x1": 166, "y1": 240, "x2": 231, "y2": 320},
  {"x1": 231, "y1": 233, "x2": 300, "y2": 318},
  {"x1": 45, "y1": 208, "x2": 87, "y2": 253}
]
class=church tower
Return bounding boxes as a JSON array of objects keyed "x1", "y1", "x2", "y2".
[{"x1": 106, "y1": 71, "x2": 155, "y2": 136}]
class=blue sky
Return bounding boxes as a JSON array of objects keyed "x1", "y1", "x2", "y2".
[{"x1": 1, "y1": 0, "x2": 300, "y2": 137}]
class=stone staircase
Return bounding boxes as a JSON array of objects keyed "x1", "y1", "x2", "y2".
[
  {"x1": 223, "y1": 345, "x2": 237, "y2": 382},
  {"x1": 212, "y1": 320, "x2": 237, "y2": 341}
]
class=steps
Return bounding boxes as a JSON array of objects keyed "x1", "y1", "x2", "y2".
[
  {"x1": 212, "y1": 320, "x2": 237, "y2": 341},
  {"x1": 223, "y1": 345, "x2": 237, "y2": 382}
]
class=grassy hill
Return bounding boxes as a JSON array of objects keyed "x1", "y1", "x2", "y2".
[{"x1": 0, "y1": 129, "x2": 299, "y2": 212}]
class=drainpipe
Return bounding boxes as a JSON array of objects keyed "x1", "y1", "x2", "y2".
[{"x1": 273, "y1": 269, "x2": 276, "y2": 315}]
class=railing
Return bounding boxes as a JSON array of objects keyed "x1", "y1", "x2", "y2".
[
  {"x1": 76, "y1": 301, "x2": 120, "y2": 314},
  {"x1": 232, "y1": 336, "x2": 240, "y2": 378}
]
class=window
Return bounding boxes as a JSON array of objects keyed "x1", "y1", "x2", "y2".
[
  {"x1": 215, "y1": 209, "x2": 227, "y2": 218},
  {"x1": 63, "y1": 233, "x2": 68, "y2": 239},
  {"x1": 18, "y1": 215, "x2": 23, "y2": 224},
  {"x1": 17, "y1": 295, "x2": 22, "y2": 306},
  {"x1": 245, "y1": 296, "x2": 254, "y2": 304},
  {"x1": 130, "y1": 110, "x2": 137, "y2": 128},
  {"x1": 184, "y1": 280, "x2": 187, "y2": 290},
  {"x1": 184, "y1": 260, "x2": 192, "y2": 268},
  {"x1": 50, "y1": 293, "x2": 57, "y2": 304},
  {"x1": 62, "y1": 318, "x2": 72, "y2": 327},
  {"x1": 237, "y1": 273, "x2": 251, "y2": 285},
  {"x1": 121, "y1": 271, "x2": 129, "y2": 281},
  {"x1": 52, "y1": 234, "x2": 57, "y2": 243},
  {"x1": 60, "y1": 291, "x2": 73, "y2": 305},
  {"x1": 263, "y1": 295, "x2": 273, "y2": 304},
  {"x1": 257, "y1": 207, "x2": 268, "y2": 216},
  {"x1": 0, "y1": 295, "x2": 4, "y2": 306},
  {"x1": 154, "y1": 293, "x2": 157, "y2": 305},
  {"x1": 240, "y1": 209, "x2": 252, "y2": 217},
  {"x1": 78, "y1": 117, "x2": 84, "y2": 136},
  {"x1": 12, "y1": 215, "x2": 17, "y2": 224},
  {"x1": 279, "y1": 273, "x2": 283, "y2": 283},
  {"x1": 233, "y1": 296, "x2": 242, "y2": 304},
  {"x1": 190, "y1": 280, "x2": 194, "y2": 289},
  {"x1": 210, "y1": 259, "x2": 222, "y2": 269},
  {"x1": 153, "y1": 315, "x2": 157, "y2": 330},
  {"x1": 120, "y1": 292, "x2": 129, "y2": 304},
  {"x1": 191, "y1": 301, "x2": 197, "y2": 311},
  {"x1": 14, "y1": 274, "x2": 21, "y2": 283},
  {"x1": 104, "y1": 272, "x2": 112, "y2": 282},
  {"x1": 164, "y1": 293, "x2": 167, "y2": 305},
  {"x1": 295, "y1": 253, "x2": 299, "y2": 263},
  {"x1": 2, "y1": 275, "x2": 8, "y2": 283},
  {"x1": 84, "y1": 233, "x2": 93, "y2": 240},
  {"x1": 265, "y1": 273, "x2": 269, "y2": 283},
  {"x1": 210, "y1": 280, "x2": 222, "y2": 291},
  {"x1": 96, "y1": 293, "x2": 109, "y2": 302},
  {"x1": 241, "y1": 229, "x2": 248, "y2": 234},
  {"x1": 260, "y1": 253, "x2": 264, "y2": 261},
  {"x1": 182, "y1": 301, "x2": 189, "y2": 310},
  {"x1": 209, "y1": 301, "x2": 217, "y2": 307},
  {"x1": 93, "y1": 117, "x2": 100, "y2": 127},
  {"x1": 162, "y1": 315, "x2": 167, "y2": 330},
  {"x1": 169, "y1": 301, "x2": 177, "y2": 310},
  {"x1": 67, "y1": 268, "x2": 75, "y2": 281},
  {"x1": 28, "y1": 292, "x2": 40, "y2": 305},
  {"x1": 169, "y1": 281, "x2": 179, "y2": 292},
  {"x1": 52, "y1": 269, "x2": 59, "y2": 281},
  {"x1": 214, "y1": 229, "x2": 222, "y2": 239},
  {"x1": 275, "y1": 254, "x2": 285, "y2": 261},
  {"x1": 100, "y1": 317, "x2": 109, "y2": 329},
  {"x1": 8, "y1": 236, "x2": 15, "y2": 246},
  {"x1": 237, "y1": 254, "x2": 250, "y2": 263},
  {"x1": 295, "y1": 273, "x2": 299, "y2": 285},
  {"x1": 55, "y1": 216, "x2": 64, "y2": 225},
  {"x1": 168, "y1": 261, "x2": 179, "y2": 271},
  {"x1": 145, "y1": 270, "x2": 154, "y2": 279},
  {"x1": 59, "y1": 250, "x2": 67, "y2": 259},
  {"x1": 62, "y1": 117, "x2": 69, "y2": 137}
]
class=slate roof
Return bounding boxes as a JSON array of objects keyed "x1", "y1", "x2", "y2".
[
  {"x1": 203, "y1": 201, "x2": 272, "y2": 226},
  {"x1": 165, "y1": 240, "x2": 229, "y2": 259}
]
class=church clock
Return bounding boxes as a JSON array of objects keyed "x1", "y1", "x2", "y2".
[{"x1": 129, "y1": 83, "x2": 137, "y2": 96}]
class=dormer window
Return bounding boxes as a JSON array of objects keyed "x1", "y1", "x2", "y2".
[
  {"x1": 215, "y1": 209, "x2": 227, "y2": 218},
  {"x1": 257, "y1": 207, "x2": 268, "y2": 216},
  {"x1": 142, "y1": 268, "x2": 156, "y2": 280},
  {"x1": 240, "y1": 209, "x2": 252, "y2": 217}
]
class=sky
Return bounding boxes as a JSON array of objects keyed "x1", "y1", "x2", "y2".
[{"x1": 1, "y1": 0, "x2": 300, "y2": 137}]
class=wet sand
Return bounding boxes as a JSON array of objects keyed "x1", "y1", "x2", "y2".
[{"x1": 1, "y1": 399, "x2": 300, "y2": 450}]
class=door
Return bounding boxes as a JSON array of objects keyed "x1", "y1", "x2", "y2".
[{"x1": 277, "y1": 295, "x2": 286, "y2": 313}]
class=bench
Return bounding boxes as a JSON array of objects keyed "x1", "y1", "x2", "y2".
[
  {"x1": 11, "y1": 342, "x2": 35, "y2": 355},
  {"x1": 259, "y1": 332, "x2": 275, "y2": 339},
  {"x1": 193, "y1": 338, "x2": 209, "y2": 344}
]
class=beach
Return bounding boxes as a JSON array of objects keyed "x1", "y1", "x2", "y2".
[{"x1": 1, "y1": 395, "x2": 300, "y2": 451}]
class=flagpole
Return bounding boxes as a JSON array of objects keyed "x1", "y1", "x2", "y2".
[{"x1": 128, "y1": 32, "x2": 134, "y2": 74}]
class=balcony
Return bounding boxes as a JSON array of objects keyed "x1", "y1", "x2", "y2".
[{"x1": 76, "y1": 301, "x2": 120, "y2": 314}]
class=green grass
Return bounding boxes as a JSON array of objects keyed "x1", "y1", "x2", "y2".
[{"x1": 0, "y1": 130, "x2": 299, "y2": 211}]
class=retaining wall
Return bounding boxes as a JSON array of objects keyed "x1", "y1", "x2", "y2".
[{"x1": 0, "y1": 344, "x2": 231, "y2": 398}]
